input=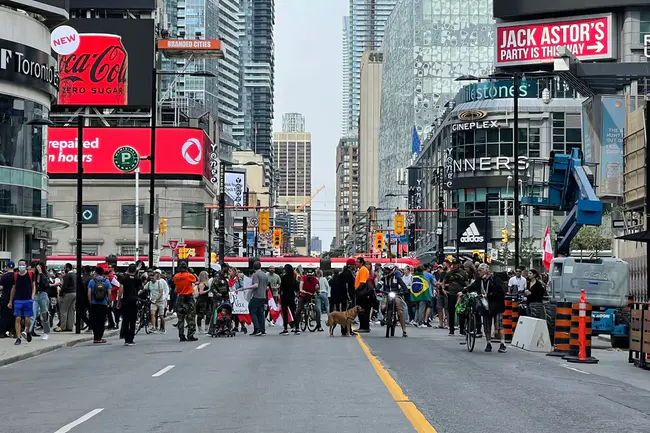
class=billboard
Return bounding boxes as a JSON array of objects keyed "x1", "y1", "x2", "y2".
[
  {"x1": 224, "y1": 170, "x2": 246, "y2": 207},
  {"x1": 47, "y1": 127, "x2": 211, "y2": 177},
  {"x1": 496, "y1": 14, "x2": 615, "y2": 67},
  {"x1": 457, "y1": 218, "x2": 489, "y2": 251},
  {"x1": 494, "y1": 0, "x2": 650, "y2": 19},
  {"x1": 55, "y1": 18, "x2": 154, "y2": 107},
  {"x1": 600, "y1": 97, "x2": 625, "y2": 197}
]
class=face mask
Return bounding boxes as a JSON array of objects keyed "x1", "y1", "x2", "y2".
[{"x1": 18, "y1": 265, "x2": 26, "y2": 272}]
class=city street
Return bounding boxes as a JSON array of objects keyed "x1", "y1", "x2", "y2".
[{"x1": 1, "y1": 324, "x2": 649, "y2": 433}]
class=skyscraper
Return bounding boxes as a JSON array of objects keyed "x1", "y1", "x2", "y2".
[
  {"x1": 274, "y1": 116, "x2": 312, "y2": 255},
  {"x1": 162, "y1": 0, "x2": 241, "y2": 147},
  {"x1": 335, "y1": 136, "x2": 360, "y2": 249},
  {"x1": 342, "y1": 0, "x2": 397, "y2": 134},
  {"x1": 235, "y1": 0, "x2": 275, "y2": 189},
  {"x1": 341, "y1": 16, "x2": 352, "y2": 135},
  {"x1": 282, "y1": 113, "x2": 305, "y2": 133}
]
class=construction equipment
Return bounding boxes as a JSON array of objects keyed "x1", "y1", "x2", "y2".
[
  {"x1": 523, "y1": 148, "x2": 630, "y2": 348},
  {"x1": 294, "y1": 186, "x2": 325, "y2": 213}
]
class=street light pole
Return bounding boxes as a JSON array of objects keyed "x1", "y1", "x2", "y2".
[
  {"x1": 148, "y1": 66, "x2": 157, "y2": 268},
  {"x1": 243, "y1": 187, "x2": 249, "y2": 256},
  {"x1": 513, "y1": 72, "x2": 520, "y2": 269},
  {"x1": 75, "y1": 115, "x2": 84, "y2": 334}
]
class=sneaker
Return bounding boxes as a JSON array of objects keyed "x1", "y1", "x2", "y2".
[
  {"x1": 41, "y1": 333, "x2": 50, "y2": 341},
  {"x1": 448, "y1": 332, "x2": 455, "y2": 336},
  {"x1": 294, "y1": 330, "x2": 301, "y2": 335},
  {"x1": 418, "y1": 324, "x2": 427, "y2": 328},
  {"x1": 23, "y1": 331, "x2": 32, "y2": 343},
  {"x1": 187, "y1": 336, "x2": 198, "y2": 342},
  {"x1": 125, "y1": 342, "x2": 136, "y2": 346},
  {"x1": 402, "y1": 332, "x2": 408, "y2": 337},
  {"x1": 317, "y1": 328, "x2": 324, "y2": 332},
  {"x1": 476, "y1": 333, "x2": 483, "y2": 339},
  {"x1": 31, "y1": 331, "x2": 40, "y2": 338},
  {"x1": 485, "y1": 343, "x2": 492, "y2": 352},
  {"x1": 268, "y1": 322, "x2": 275, "y2": 327},
  {"x1": 179, "y1": 335, "x2": 187, "y2": 342},
  {"x1": 260, "y1": 331, "x2": 267, "y2": 336},
  {"x1": 14, "y1": 338, "x2": 21, "y2": 345},
  {"x1": 251, "y1": 331, "x2": 262, "y2": 336},
  {"x1": 498, "y1": 344, "x2": 507, "y2": 353},
  {"x1": 151, "y1": 329, "x2": 158, "y2": 334},
  {"x1": 279, "y1": 330, "x2": 289, "y2": 335}
]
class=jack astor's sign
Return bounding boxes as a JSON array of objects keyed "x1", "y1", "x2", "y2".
[{"x1": 0, "y1": 40, "x2": 58, "y2": 99}]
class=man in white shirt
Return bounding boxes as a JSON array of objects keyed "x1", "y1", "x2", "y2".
[{"x1": 508, "y1": 269, "x2": 527, "y2": 295}]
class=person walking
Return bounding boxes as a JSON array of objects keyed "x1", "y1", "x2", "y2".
[
  {"x1": 354, "y1": 257, "x2": 372, "y2": 333},
  {"x1": 317, "y1": 269, "x2": 330, "y2": 315},
  {"x1": 88, "y1": 266, "x2": 109, "y2": 344},
  {"x1": 244, "y1": 261, "x2": 268, "y2": 336},
  {"x1": 173, "y1": 262, "x2": 198, "y2": 342},
  {"x1": 0, "y1": 261, "x2": 15, "y2": 338},
  {"x1": 119, "y1": 264, "x2": 142, "y2": 346},
  {"x1": 195, "y1": 271, "x2": 211, "y2": 334},
  {"x1": 144, "y1": 270, "x2": 166, "y2": 332},
  {"x1": 32, "y1": 263, "x2": 51, "y2": 340},
  {"x1": 279, "y1": 264, "x2": 298, "y2": 335},
  {"x1": 7, "y1": 259, "x2": 35, "y2": 345}
]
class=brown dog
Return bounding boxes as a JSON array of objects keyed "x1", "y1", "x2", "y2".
[{"x1": 326, "y1": 306, "x2": 362, "y2": 336}]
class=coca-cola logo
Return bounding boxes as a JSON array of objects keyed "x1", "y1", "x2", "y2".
[{"x1": 60, "y1": 45, "x2": 127, "y2": 86}]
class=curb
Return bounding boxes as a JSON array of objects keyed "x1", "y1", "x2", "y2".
[{"x1": 0, "y1": 330, "x2": 119, "y2": 368}]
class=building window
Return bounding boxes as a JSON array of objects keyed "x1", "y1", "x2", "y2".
[
  {"x1": 47, "y1": 204, "x2": 53, "y2": 218},
  {"x1": 121, "y1": 204, "x2": 145, "y2": 226},
  {"x1": 75, "y1": 244, "x2": 99, "y2": 256},
  {"x1": 641, "y1": 10, "x2": 650, "y2": 43},
  {"x1": 119, "y1": 244, "x2": 144, "y2": 256},
  {"x1": 182, "y1": 203, "x2": 205, "y2": 228}
]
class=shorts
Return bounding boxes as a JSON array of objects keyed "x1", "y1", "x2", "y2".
[
  {"x1": 436, "y1": 295, "x2": 448, "y2": 309},
  {"x1": 150, "y1": 302, "x2": 164, "y2": 316},
  {"x1": 488, "y1": 313, "x2": 503, "y2": 330},
  {"x1": 13, "y1": 299, "x2": 34, "y2": 317}
]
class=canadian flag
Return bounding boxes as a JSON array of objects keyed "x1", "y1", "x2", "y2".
[
  {"x1": 268, "y1": 289, "x2": 292, "y2": 327},
  {"x1": 542, "y1": 226, "x2": 554, "y2": 270}
]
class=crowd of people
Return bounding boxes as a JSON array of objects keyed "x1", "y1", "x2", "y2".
[{"x1": 0, "y1": 256, "x2": 549, "y2": 351}]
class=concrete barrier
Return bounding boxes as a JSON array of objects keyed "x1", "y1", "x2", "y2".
[{"x1": 511, "y1": 316, "x2": 552, "y2": 353}]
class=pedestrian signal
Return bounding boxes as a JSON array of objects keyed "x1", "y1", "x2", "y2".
[
  {"x1": 394, "y1": 214, "x2": 405, "y2": 236},
  {"x1": 374, "y1": 232, "x2": 385, "y2": 251},
  {"x1": 272, "y1": 229, "x2": 282, "y2": 247},
  {"x1": 259, "y1": 211, "x2": 270, "y2": 233}
]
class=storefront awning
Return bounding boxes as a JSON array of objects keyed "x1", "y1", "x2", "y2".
[
  {"x1": 617, "y1": 231, "x2": 650, "y2": 243},
  {"x1": 0, "y1": 214, "x2": 70, "y2": 231}
]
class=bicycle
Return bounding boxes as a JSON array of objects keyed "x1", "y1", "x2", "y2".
[
  {"x1": 300, "y1": 297, "x2": 318, "y2": 332},
  {"x1": 463, "y1": 292, "x2": 480, "y2": 352},
  {"x1": 135, "y1": 298, "x2": 153, "y2": 335}
]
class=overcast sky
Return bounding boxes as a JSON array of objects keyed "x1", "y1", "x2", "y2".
[{"x1": 273, "y1": 0, "x2": 348, "y2": 250}]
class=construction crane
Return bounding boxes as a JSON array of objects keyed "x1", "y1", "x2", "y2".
[{"x1": 295, "y1": 186, "x2": 325, "y2": 213}]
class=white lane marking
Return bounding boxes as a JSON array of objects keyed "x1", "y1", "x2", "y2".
[
  {"x1": 152, "y1": 365, "x2": 175, "y2": 377},
  {"x1": 196, "y1": 343, "x2": 210, "y2": 350},
  {"x1": 54, "y1": 408, "x2": 104, "y2": 433},
  {"x1": 560, "y1": 364, "x2": 590, "y2": 375}
]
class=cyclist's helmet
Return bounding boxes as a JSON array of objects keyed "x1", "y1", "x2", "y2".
[{"x1": 383, "y1": 263, "x2": 397, "y2": 274}]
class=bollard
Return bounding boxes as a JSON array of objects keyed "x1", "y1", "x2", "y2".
[
  {"x1": 547, "y1": 301, "x2": 572, "y2": 357},
  {"x1": 503, "y1": 297, "x2": 514, "y2": 343},
  {"x1": 512, "y1": 298, "x2": 520, "y2": 335},
  {"x1": 564, "y1": 289, "x2": 598, "y2": 364}
]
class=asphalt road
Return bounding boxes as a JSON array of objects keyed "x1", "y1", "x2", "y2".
[
  {"x1": 361, "y1": 328, "x2": 650, "y2": 433},
  {"x1": 0, "y1": 324, "x2": 417, "y2": 433},
  {"x1": 1, "y1": 323, "x2": 649, "y2": 433}
]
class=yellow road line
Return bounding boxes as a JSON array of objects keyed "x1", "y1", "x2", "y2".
[{"x1": 356, "y1": 335, "x2": 438, "y2": 433}]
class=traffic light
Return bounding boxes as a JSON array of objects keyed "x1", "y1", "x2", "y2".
[
  {"x1": 210, "y1": 252, "x2": 217, "y2": 264},
  {"x1": 511, "y1": 222, "x2": 516, "y2": 238},
  {"x1": 272, "y1": 229, "x2": 282, "y2": 248},
  {"x1": 502, "y1": 228, "x2": 509, "y2": 243},
  {"x1": 159, "y1": 217, "x2": 167, "y2": 235},
  {"x1": 394, "y1": 214, "x2": 405, "y2": 236},
  {"x1": 374, "y1": 232, "x2": 385, "y2": 251},
  {"x1": 259, "y1": 211, "x2": 270, "y2": 233}
]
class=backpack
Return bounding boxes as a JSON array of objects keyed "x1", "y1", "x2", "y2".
[
  {"x1": 410, "y1": 275, "x2": 429, "y2": 298},
  {"x1": 14, "y1": 271, "x2": 34, "y2": 284},
  {"x1": 93, "y1": 277, "x2": 107, "y2": 302},
  {"x1": 210, "y1": 276, "x2": 229, "y2": 298}
]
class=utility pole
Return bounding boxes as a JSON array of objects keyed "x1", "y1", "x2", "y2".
[
  {"x1": 242, "y1": 188, "x2": 249, "y2": 256},
  {"x1": 437, "y1": 166, "x2": 445, "y2": 264},
  {"x1": 75, "y1": 115, "x2": 84, "y2": 334},
  {"x1": 513, "y1": 72, "x2": 521, "y2": 269}
]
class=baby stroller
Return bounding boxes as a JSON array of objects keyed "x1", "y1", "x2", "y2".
[{"x1": 210, "y1": 301, "x2": 235, "y2": 337}]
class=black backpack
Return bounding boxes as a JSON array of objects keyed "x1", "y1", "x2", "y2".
[{"x1": 93, "y1": 277, "x2": 107, "y2": 302}]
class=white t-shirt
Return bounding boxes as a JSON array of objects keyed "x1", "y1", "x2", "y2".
[{"x1": 508, "y1": 276, "x2": 527, "y2": 293}]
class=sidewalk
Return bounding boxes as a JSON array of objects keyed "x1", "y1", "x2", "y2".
[{"x1": 0, "y1": 330, "x2": 119, "y2": 367}]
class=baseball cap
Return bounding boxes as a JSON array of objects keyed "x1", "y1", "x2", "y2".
[
  {"x1": 7, "y1": 261, "x2": 15, "y2": 269},
  {"x1": 154, "y1": 269, "x2": 162, "y2": 274},
  {"x1": 346, "y1": 258, "x2": 356, "y2": 266}
]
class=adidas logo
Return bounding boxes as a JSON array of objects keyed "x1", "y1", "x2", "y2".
[{"x1": 460, "y1": 223, "x2": 484, "y2": 243}]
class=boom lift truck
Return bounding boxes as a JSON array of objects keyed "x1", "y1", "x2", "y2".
[{"x1": 523, "y1": 149, "x2": 631, "y2": 348}]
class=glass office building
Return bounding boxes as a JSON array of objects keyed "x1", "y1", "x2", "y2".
[{"x1": 378, "y1": 0, "x2": 495, "y2": 212}]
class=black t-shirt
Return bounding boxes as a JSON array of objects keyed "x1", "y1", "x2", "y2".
[
  {"x1": 527, "y1": 280, "x2": 546, "y2": 304},
  {"x1": 36, "y1": 273, "x2": 49, "y2": 293},
  {"x1": 0, "y1": 272, "x2": 14, "y2": 299},
  {"x1": 121, "y1": 273, "x2": 142, "y2": 303},
  {"x1": 14, "y1": 272, "x2": 33, "y2": 301}
]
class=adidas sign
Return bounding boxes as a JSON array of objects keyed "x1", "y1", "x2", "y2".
[{"x1": 460, "y1": 222, "x2": 484, "y2": 243}]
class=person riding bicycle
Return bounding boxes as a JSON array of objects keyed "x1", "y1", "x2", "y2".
[
  {"x1": 294, "y1": 269, "x2": 322, "y2": 333},
  {"x1": 379, "y1": 264, "x2": 408, "y2": 337},
  {"x1": 464, "y1": 263, "x2": 506, "y2": 353}
]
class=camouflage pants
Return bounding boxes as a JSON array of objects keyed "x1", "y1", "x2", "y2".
[{"x1": 176, "y1": 295, "x2": 196, "y2": 338}]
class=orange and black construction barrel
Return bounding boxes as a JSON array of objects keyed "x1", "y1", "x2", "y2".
[
  {"x1": 564, "y1": 301, "x2": 598, "y2": 364},
  {"x1": 511, "y1": 298, "x2": 520, "y2": 335},
  {"x1": 503, "y1": 296, "x2": 514, "y2": 343},
  {"x1": 547, "y1": 301, "x2": 571, "y2": 357}
]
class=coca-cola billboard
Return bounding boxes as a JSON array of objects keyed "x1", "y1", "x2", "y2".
[{"x1": 55, "y1": 18, "x2": 154, "y2": 108}]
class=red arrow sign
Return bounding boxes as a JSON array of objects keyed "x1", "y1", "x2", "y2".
[{"x1": 496, "y1": 14, "x2": 614, "y2": 67}]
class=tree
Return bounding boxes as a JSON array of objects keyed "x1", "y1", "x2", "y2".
[
  {"x1": 498, "y1": 242, "x2": 512, "y2": 266},
  {"x1": 573, "y1": 224, "x2": 612, "y2": 258},
  {"x1": 520, "y1": 236, "x2": 538, "y2": 267}
]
